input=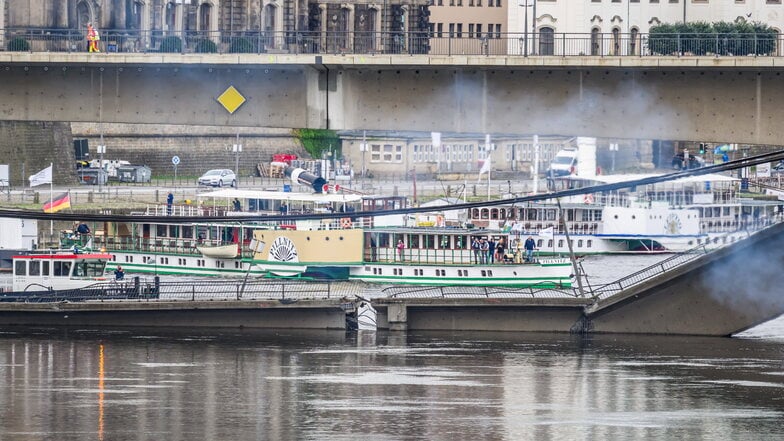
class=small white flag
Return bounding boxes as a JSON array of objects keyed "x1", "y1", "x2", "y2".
[
  {"x1": 541, "y1": 226, "x2": 555, "y2": 238},
  {"x1": 479, "y1": 154, "x2": 492, "y2": 175},
  {"x1": 431, "y1": 132, "x2": 441, "y2": 148},
  {"x1": 28, "y1": 164, "x2": 53, "y2": 187}
]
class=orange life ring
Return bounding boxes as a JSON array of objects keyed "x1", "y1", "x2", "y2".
[
  {"x1": 340, "y1": 217, "x2": 353, "y2": 229},
  {"x1": 583, "y1": 194, "x2": 594, "y2": 204}
]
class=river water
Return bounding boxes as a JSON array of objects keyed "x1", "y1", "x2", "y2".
[{"x1": 0, "y1": 255, "x2": 782, "y2": 440}]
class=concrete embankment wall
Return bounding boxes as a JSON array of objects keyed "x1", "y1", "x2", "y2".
[
  {"x1": 0, "y1": 121, "x2": 77, "y2": 186},
  {"x1": 0, "y1": 121, "x2": 310, "y2": 187},
  {"x1": 71, "y1": 123, "x2": 308, "y2": 178}
]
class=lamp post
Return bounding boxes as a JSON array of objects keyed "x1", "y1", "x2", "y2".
[
  {"x1": 518, "y1": 0, "x2": 532, "y2": 57},
  {"x1": 232, "y1": 133, "x2": 242, "y2": 188},
  {"x1": 96, "y1": 137, "x2": 106, "y2": 193}
]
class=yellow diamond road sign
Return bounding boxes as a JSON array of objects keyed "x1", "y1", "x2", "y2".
[{"x1": 217, "y1": 86, "x2": 246, "y2": 114}]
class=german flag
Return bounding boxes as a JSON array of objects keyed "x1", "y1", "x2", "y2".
[{"x1": 43, "y1": 192, "x2": 71, "y2": 213}]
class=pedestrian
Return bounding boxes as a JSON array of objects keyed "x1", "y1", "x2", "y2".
[
  {"x1": 524, "y1": 236, "x2": 537, "y2": 262},
  {"x1": 396, "y1": 239, "x2": 405, "y2": 262},
  {"x1": 166, "y1": 192, "x2": 174, "y2": 215},
  {"x1": 114, "y1": 266, "x2": 125, "y2": 281},
  {"x1": 487, "y1": 237, "x2": 496, "y2": 264},
  {"x1": 87, "y1": 23, "x2": 100, "y2": 53},
  {"x1": 233, "y1": 198, "x2": 242, "y2": 212},
  {"x1": 370, "y1": 236, "x2": 378, "y2": 262},
  {"x1": 495, "y1": 238, "x2": 506, "y2": 263},
  {"x1": 76, "y1": 222, "x2": 91, "y2": 237},
  {"x1": 480, "y1": 239, "x2": 489, "y2": 264},
  {"x1": 471, "y1": 237, "x2": 481, "y2": 264}
]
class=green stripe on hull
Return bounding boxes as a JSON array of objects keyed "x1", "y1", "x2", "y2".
[{"x1": 351, "y1": 275, "x2": 572, "y2": 288}]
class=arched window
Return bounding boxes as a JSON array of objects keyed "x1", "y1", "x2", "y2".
[
  {"x1": 590, "y1": 27, "x2": 601, "y2": 56},
  {"x1": 629, "y1": 27, "x2": 639, "y2": 55},
  {"x1": 77, "y1": 0, "x2": 92, "y2": 31},
  {"x1": 199, "y1": 3, "x2": 212, "y2": 32},
  {"x1": 612, "y1": 28, "x2": 620, "y2": 55},
  {"x1": 539, "y1": 27, "x2": 554, "y2": 55},
  {"x1": 165, "y1": 2, "x2": 177, "y2": 32},
  {"x1": 263, "y1": 4, "x2": 277, "y2": 48}
]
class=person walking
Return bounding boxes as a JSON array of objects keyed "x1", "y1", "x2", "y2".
[
  {"x1": 87, "y1": 23, "x2": 100, "y2": 53},
  {"x1": 233, "y1": 198, "x2": 242, "y2": 212},
  {"x1": 396, "y1": 239, "x2": 405, "y2": 262},
  {"x1": 524, "y1": 236, "x2": 537, "y2": 263}
]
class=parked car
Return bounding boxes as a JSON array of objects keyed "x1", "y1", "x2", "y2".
[
  {"x1": 198, "y1": 169, "x2": 236, "y2": 187},
  {"x1": 772, "y1": 161, "x2": 784, "y2": 175},
  {"x1": 671, "y1": 153, "x2": 705, "y2": 170},
  {"x1": 546, "y1": 149, "x2": 579, "y2": 178}
]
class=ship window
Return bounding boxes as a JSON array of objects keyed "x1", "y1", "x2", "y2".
[
  {"x1": 182, "y1": 225, "x2": 194, "y2": 238},
  {"x1": 487, "y1": 270, "x2": 493, "y2": 276},
  {"x1": 547, "y1": 240, "x2": 553, "y2": 248},
  {"x1": 587, "y1": 240, "x2": 592, "y2": 248},
  {"x1": 458, "y1": 270, "x2": 463, "y2": 276},
  {"x1": 481, "y1": 270, "x2": 487, "y2": 276},
  {"x1": 157, "y1": 225, "x2": 168, "y2": 237},
  {"x1": 558, "y1": 240, "x2": 564, "y2": 247},
  {"x1": 481, "y1": 209, "x2": 489, "y2": 219},
  {"x1": 423, "y1": 235, "x2": 436, "y2": 249},
  {"x1": 14, "y1": 260, "x2": 26, "y2": 276},
  {"x1": 537, "y1": 239, "x2": 543, "y2": 247},
  {"x1": 29, "y1": 260, "x2": 40, "y2": 276},
  {"x1": 169, "y1": 225, "x2": 180, "y2": 238},
  {"x1": 471, "y1": 208, "x2": 480, "y2": 218},
  {"x1": 54, "y1": 262, "x2": 71, "y2": 277},
  {"x1": 491, "y1": 209, "x2": 499, "y2": 220},
  {"x1": 42, "y1": 261, "x2": 50, "y2": 276},
  {"x1": 578, "y1": 240, "x2": 583, "y2": 247}
]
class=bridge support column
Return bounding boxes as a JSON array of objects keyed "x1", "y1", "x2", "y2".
[{"x1": 387, "y1": 303, "x2": 408, "y2": 331}]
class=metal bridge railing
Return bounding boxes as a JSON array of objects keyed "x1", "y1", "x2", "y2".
[
  {"x1": 1, "y1": 29, "x2": 781, "y2": 57},
  {"x1": 0, "y1": 279, "x2": 339, "y2": 303}
]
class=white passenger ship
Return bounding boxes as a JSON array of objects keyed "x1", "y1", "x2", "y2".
[
  {"x1": 92, "y1": 189, "x2": 573, "y2": 288},
  {"x1": 468, "y1": 173, "x2": 782, "y2": 255}
]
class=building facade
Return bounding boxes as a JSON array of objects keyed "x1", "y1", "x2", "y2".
[
  {"x1": 0, "y1": 0, "x2": 431, "y2": 53},
  {"x1": 509, "y1": 0, "x2": 783, "y2": 56},
  {"x1": 429, "y1": 0, "x2": 508, "y2": 55}
]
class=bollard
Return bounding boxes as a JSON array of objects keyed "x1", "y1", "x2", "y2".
[{"x1": 88, "y1": 191, "x2": 93, "y2": 203}]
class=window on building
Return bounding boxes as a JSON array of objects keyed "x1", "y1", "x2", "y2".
[
  {"x1": 469, "y1": 23, "x2": 474, "y2": 37},
  {"x1": 449, "y1": 23, "x2": 455, "y2": 37},
  {"x1": 539, "y1": 27, "x2": 555, "y2": 55},
  {"x1": 669, "y1": 0, "x2": 679, "y2": 4},
  {"x1": 477, "y1": 0, "x2": 482, "y2": 5},
  {"x1": 477, "y1": 24, "x2": 483, "y2": 37},
  {"x1": 457, "y1": 23, "x2": 463, "y2": 38},
  {"x1": 371, "y1": 144, "x2": 381, "y2": 162},
  {"x1": 437, "y1": 23, "x2": 443, "y2": 38},
  {"x1": 469, "y1": 0, "x2": 474, "y2": 5}
]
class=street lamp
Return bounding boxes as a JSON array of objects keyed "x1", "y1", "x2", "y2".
[
  {"x1": 518, "y1": 0, "x2": 533, "y2": 57},
  {"x1": 232, "y1": 134, "x2": 242, "y2": 188},
  {"x1": 96, "y1": 139, "x2": 106, "y2": 193}
]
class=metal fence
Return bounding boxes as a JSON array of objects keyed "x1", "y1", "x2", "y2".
[{"x1": 1, "y1": 29, "x2": 781, "y2": 57}]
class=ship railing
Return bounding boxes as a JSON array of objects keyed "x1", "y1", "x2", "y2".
[
  {"x1": 0, "y1": 279, "x2": 341, "y2": 303},
  {"x1": 588, "y1": 244, "x2": 711, "y2": 301},
  {"x1": 382, "y1": 282, "x2": 579, "y2": 299},
  {"x1": 367, "y1": 247, "x2": 482, "y2": 265}
]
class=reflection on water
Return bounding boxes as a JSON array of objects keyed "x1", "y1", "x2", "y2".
[{"x1": 0, "y1": 329, "x2": 783, "y2": 440}]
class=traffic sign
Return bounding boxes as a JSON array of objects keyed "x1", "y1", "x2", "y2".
[{"x1": 172, "y1": 156, "x2": 180, "y2": 165}]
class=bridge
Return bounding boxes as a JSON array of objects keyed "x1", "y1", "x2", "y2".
[{"x1": 2, "y1": 30, "x2": 784, "y2": 144}]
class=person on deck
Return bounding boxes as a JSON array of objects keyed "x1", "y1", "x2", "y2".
[
  {"x1": 396, "y1": 239, "x2": 405, "y2": 262},
  {"x1": 233, "y1": 198, "x2": 242, "y2": 212},
  {"x1": 114, "y1": 266, "x2": 125, "y2": 281},
  {"x1": 471, "y1": 237, "x2": 481, "y2": 264},
  {"x1": 524, "y1": 236, "x2": 537, "y2": 262},
  {"x1": 487, "y1": 238, "x2": 496, "y2": 264},
  {"x1": 480, "y1": 239, "x2": 489, "y2": 264},
  {"x1": 166, "y1": 192, "x2": 174, "y2": 215}
]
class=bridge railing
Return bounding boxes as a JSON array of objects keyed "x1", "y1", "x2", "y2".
[
  {"x1": 0, "y1": 29, "x2": 780, "y2": 57},
  {"x1": 587, "y1": 245, "x2": 712, "y2": 301}
]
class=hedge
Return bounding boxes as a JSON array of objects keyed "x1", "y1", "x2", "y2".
[{"x1": 648, "y1": 21, "x2": 777, "y2": 56}]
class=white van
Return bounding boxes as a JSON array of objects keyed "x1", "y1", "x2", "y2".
[{"x1": 546, "y1": 149, "x2": 578, "y2": 178}]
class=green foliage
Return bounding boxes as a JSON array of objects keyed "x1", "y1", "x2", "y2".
[
  {"x1": 194, "y1": 39, "x2": 218, "y2": 53},
  {"x1": 7, "y1": 37, "x2": 30, "y2": 52},
  {"x1": 159, "y1": 36, "x2": 182, "y2": 53},
  {"x1": 228, "y1": 37, "x2": 256, "y2": 54},
  {"x1": 293, "y1": 129, "x2": 341, "y2": 159},
  {"x1": 649, "y1": 21, "x2": 778, "y2": 56}
]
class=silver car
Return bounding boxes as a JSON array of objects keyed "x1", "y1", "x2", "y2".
[{"x1": 198, "y1": 169, "x2": 236, "y2": 187}]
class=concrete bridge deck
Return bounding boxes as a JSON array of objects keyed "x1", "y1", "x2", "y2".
[{"x1": 2, "y1": 53, "x2": 784, "y2": 144}]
